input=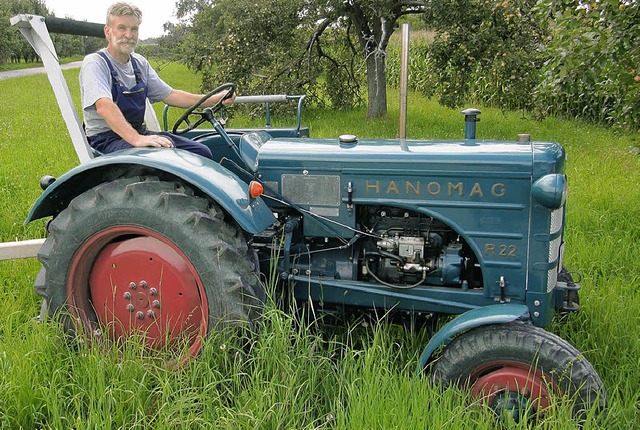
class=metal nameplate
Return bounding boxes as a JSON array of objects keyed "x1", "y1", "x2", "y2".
[{"x1": 281, "y1": 174, "x2": 341, "y2": 206}]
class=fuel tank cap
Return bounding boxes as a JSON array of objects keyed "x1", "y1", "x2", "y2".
[{"x1": 339, "y1": 134, "x2": 358, "y2": 145}]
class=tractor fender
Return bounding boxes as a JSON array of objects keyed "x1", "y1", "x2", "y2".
[
  {"x1": 416, "y1": 304, "x2": 530, "y2": 373},
  {"x1": 25, "y1": 148, "x2": 276, "y2": 234}
]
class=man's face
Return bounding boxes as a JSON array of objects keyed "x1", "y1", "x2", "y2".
[{"x1": 105, "y1": 14, "x2": 140, "y2": 59}]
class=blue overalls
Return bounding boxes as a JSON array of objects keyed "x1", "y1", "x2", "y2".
[{"x1": 87, "y1": 51, "x2": 213, "y2": 159}]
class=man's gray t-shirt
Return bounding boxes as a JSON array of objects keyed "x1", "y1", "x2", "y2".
[{"x1": 80, "y1": 48, "x2": 172, "y2": 137}]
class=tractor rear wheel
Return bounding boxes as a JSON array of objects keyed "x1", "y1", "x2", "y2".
[
  {"x1": 431, "y1": 322, "x2": 606, "y2": 422},
  {"x1": 37, "y1": 176, "x2": 264, "y2": 360}
]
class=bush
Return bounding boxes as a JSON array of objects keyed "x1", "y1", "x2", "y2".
[
  {"x1": 537, "y1": 0, "x2": 640, "y2": 129},
  {"x1": 386, "y1": 0, "x2": 639, "y2": 130},
  {"x1": 419, "y1": 0, "x2": 545, "y2": 111}
]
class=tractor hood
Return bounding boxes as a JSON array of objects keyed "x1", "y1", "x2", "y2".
[{"x1": 255, "y1": 137, "x2": 564, "y2": 177}]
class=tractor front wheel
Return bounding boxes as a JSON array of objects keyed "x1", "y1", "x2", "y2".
[
  {"x1": 431, "y1": 322, "x2": 606, "y2": 422},
  {"x1": 37, "y1": 176, "x2": 264, "y2": 360}
]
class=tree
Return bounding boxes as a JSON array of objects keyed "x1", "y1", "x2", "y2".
[
  {"x1": 172, "y1": 0, "x2": 428, "y2": 117},
  {"x1": 0, "y1": 0, "x2": 92, "y2": 64},
  {"x1": 51, "y1": 31, "x2": 84, "y2": 58},
  {"x1": 339, "y1": 0, "x2": 429, "y2": 116},
  {"x1": 0, "y1": 0, "x2": 49, "y2": 63},
  {"x1": 83, "y1": 34, "x2": 107, "y2": 56},
  {"x1": 0, "y1": 7, "x2": 15, "y2": 63},
  {"x1": 537, "y1": 0, "x2": 640, "y2": 129},
  {"x1": 420, "y1": 0, "x2": 547, "y2": 111}
]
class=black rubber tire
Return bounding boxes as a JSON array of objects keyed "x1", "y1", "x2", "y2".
[
  {"x1": 432, "y1": 322, "x2": 606, "y2": 421},
  {"x1": 37, "y1": 176, "x2": 264, "y2": 355}
]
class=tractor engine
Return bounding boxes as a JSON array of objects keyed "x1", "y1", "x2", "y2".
[{"x1": 359, "y1": 206, "x2": 480, "y2": 289}]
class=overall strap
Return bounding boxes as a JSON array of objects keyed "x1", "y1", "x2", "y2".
[
  {"x1": 97, "y1": 51, "x2": 119, "y2": 101},
  {"x1": 130, "y1": 56, "x2": 143, "y2": 83}
]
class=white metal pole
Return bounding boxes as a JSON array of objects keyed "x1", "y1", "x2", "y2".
[{"x1": 0, "y1": 239, "x2": 45, "y2": 261}]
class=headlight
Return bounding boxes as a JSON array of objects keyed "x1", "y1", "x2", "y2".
[{"x1": 532, "y1": 174, "x2": 567, "y2": 209}]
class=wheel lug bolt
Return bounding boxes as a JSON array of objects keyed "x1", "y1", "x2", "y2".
[
  {"x1": 136, "y1": 311, "x2": 145, "y2": 320},
  {"x1": 150, "y1": 288, "x2": 158, "y2": 296},
  {"x1": 147, "y1": 310, "x2": 156, "y2": 319},
  {"x1": 129, "y1": 282, "x2": 136, "y2": 289},
  {"x1": 127, "y1": 304, "x2": 135, "y2": 312},
  {"x1": 123, "y1": 292, "x2": 131, "y2": 300},
  {"x1": 139, "y1": 280, "x2": 148, "y2": 288},
  {"x1": 152, "y1": 300, "x2": 161, "y2": 309}
]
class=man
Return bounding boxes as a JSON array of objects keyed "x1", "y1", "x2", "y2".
[{"x1": 80, "y1": 2, "x2": 233, "y2": 159}]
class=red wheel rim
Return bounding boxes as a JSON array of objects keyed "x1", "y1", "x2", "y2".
[
  {"x1": 67, "y1": 226, "x2": 209, "y2": 360},
  {"x1": 468, "y1": 361, "x2": 552, "y2": 412}
]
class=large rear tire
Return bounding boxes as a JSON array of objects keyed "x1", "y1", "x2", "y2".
[
  {"x1": 37, "y1": 176, "x2": 264, "y2": 360},
  {"x1": 431, "y1": 322, "x2": 606, "y2": 422}
]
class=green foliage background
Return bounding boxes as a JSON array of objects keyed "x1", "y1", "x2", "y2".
[
  {"x1": 160, "y1": 0, "x2": 639, "y2": 129},
  {"x1": 2, "y1": 0, "x2": 638, "y2": 128},
  {"x1": 538, "y1": 0, "x2": 640, "y2": 129},
  {"x1": 174, "y1": 0, "x2": 364, "y2": 110},
  {"x1": 0, "y1": 0, "x2": 106, "y2": 64},
  {"x1": 385, "y1": 0, "x2": 639, "y2": 129}
]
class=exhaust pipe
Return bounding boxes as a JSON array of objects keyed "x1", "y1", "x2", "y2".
[
  {"x1": 399, "y1": 23, "x2": 410, "y2": 139},
  {"x1": 461, "y1": 108, "x2": 481, "y2": 140}
]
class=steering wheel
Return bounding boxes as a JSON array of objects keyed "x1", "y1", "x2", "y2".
[{"x1": 172, "y1": 83, "x2": 236, "y2": 135}]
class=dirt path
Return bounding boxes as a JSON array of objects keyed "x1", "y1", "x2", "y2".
[{"x1": 0, "y1": 61, "x2": 83, "y2": 80}]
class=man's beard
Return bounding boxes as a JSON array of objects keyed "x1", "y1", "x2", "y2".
[{"x1": 114, "y1": 38, "x2": 137, "y2": 56}]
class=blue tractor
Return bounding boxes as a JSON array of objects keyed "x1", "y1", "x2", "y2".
[{"x1": 11, "y1": 14, "x2": 605, "y2": 421}]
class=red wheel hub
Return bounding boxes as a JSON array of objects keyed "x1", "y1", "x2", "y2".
[
  {"x1": 469, "y1": 362, "x2": 552, "y2": 412},
  {"x1": 67, "y1": 226, "x2": 209, "y2": 359}
]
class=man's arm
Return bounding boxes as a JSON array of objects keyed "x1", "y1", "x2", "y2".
[
  {"x1": 163, "y1": 89, "x2": 235, "y2": 109},
  {"x1": 95, "y1": 97, "x2": 173, "y2": 148}
]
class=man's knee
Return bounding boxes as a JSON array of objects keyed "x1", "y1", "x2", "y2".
[
  {"x1": 164, "y1": 133, "x2": 213, "y2": 160},
  {"x1": 190, "y1": 144, "x2": 213, "y2": 159}
]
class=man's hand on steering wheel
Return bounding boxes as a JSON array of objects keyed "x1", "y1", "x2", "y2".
[
  {"x1": 219, "y1": 90, "x2": 236, "y2": 107},
  {"x1": 172, "y1": 83, "x2": 236, "y2": 135}
]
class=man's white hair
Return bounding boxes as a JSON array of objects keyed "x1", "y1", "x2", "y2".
[{"x1": 106, "y1": 2, "x2": 142, "y2": 25}]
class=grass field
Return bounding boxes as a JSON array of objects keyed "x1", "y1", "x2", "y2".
[{"x1": 0, "y1": 61, "x2": 639, "y2": 428}]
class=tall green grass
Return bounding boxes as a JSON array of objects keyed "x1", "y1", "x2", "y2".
[{"x1": 1, "y1": 62, "x2": 639, "y2": 428}]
